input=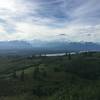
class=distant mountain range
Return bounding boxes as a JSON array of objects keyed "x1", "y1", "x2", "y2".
[
  {"x1": 0, "y1": 40, "x2": 32, "y2": 50},
  {"x1": 0, "y1": 40, "x2": 100, "y2": 55}
]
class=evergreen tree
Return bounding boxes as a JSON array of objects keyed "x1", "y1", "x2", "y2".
[
  {"x1": 33, "y1": 67, "x2": 40, "y2": 80},
  {"x1": 12, "y1": 71, "x2": 17, "y2": 79},
  {"x1": 68, "y1": 53, "x2": 71, "y2": 60},
  {"x1": 20, "y1": 70, "x2": 24, "y2": 81}
]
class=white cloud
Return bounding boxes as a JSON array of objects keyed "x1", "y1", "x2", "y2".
[
  {"x1": 0, "y1": 0, "x2": 100, "y2": 43},
  {"x1": 0, "y1": 20, "x2": 100, "y2": 43}
]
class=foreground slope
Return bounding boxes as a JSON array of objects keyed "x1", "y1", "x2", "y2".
[{"x1": 0, "y1": 52, "x2": 100, "y2": 100}]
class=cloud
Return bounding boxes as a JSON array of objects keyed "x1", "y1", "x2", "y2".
[{"x1": 0, "y1": 0, "x2": 100, "y2": 42}]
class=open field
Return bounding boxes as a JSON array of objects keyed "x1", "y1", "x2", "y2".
[{"x1": 0, "y1": 52, "x2": 100, "y2": 100}]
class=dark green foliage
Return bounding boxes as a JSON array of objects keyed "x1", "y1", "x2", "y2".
[
  {"x1": 0, "y1": 52, "x2": 100, "y2": 100},
  {"x1": 33, "y1": 67, "x2": 40, "y2": 80},
  {"x1": 33, "y1": 85, "x2": 43, "y2": 97},
  {"x1": 81, "y1": 51, "x2": 95, "y2": 57},
  {"x1": 20, "y1": 70, "x2": 25, "y2": 81},
  {"x1": 65, "y1": 57, "x2": 100, "y2": 79},
  {"x1": 42, "y1": 69, "x2": 47, "y2": 77},
  {"x1": 65, "y1": 52, "x2": 68, "y2": 56},
  {"x1": 68, "y1": 53, "x2": 71, "y2": 60},
  {"x1": 12, "y1": 71, "x2": 17, "y2": 79},
  {"x1": 54, "y1": 67, "x2": 61, "y2": 72}
]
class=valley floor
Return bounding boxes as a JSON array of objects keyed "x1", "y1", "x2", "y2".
[{"x1": 0, "y1": 52, "x2": 100, "y2": 100}]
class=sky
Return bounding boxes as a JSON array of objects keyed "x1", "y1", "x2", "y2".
[{"x1": 0, "y1": 0, "x2": 100, "y2": 42}]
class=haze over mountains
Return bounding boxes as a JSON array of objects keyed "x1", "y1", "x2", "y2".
[{"x1": 0, "y1": 40, "x2": 100, "y2": 55}]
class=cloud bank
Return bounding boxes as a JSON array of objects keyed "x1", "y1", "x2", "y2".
[{"x1": 0, "y1": 0, "x2": 100, "y2": 42}]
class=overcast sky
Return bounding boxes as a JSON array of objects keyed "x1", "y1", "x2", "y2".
[{"x1": 0, "y1": 0, "x2": 100, "y2": 42}]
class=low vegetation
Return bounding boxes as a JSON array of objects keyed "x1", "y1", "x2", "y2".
[{"x1": 0, "y1": 52, "x2": 100, "y2": 100}]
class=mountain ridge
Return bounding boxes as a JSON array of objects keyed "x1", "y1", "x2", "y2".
[{"x1": 0, "y1": 40, "x2": 100, "y2": 54}]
